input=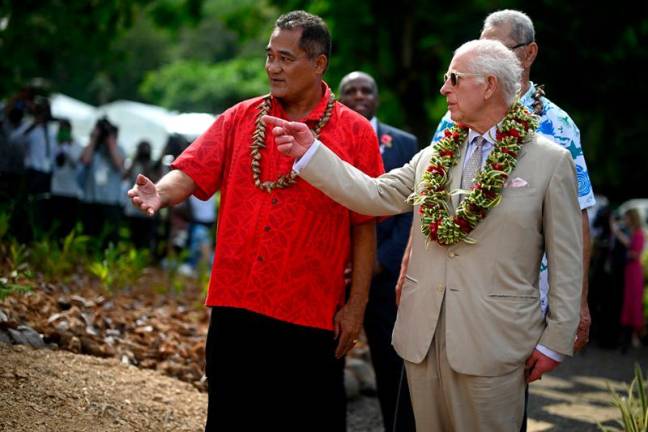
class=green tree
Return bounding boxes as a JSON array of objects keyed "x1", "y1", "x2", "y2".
[
  {"x1": 137, "y1": 0, "x2": 278, "y2": 112},
  {"x1": 139, "y1": 57, "x2": 267, "y2": 113}
]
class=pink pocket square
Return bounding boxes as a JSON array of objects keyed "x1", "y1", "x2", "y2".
[{"x1": 505, "y1": 177, "x2": 529, "y2": 188}]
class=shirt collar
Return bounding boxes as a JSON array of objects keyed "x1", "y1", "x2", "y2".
[
  {"x1": 467, "y1": 124, "x2": 498, "y2": 147},
  {"x1": 520, "y1": 81, "x2": 536, "y2": 106},
  {"x1": 370, "y1": 116, "x2": 378, "y2": 133}
]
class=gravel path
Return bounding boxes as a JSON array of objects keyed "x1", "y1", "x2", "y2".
[
  {"x1": 1, "y1": 342, "x2": 646, "y2": 431},
  {"x1": 526, "y1": 343, "x2": 648, "y2": 431}
]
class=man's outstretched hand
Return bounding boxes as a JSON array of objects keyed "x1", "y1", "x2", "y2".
[
  {"x1": 127, "y1": 174, "x2": 161, "y2": 216},
  {"x1": 262, "y1": 115, "x2": 316, "y2": 158}
]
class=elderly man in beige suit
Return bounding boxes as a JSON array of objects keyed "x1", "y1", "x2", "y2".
[{"x1": 264, "y1": 39, "x2": 582, "y2": 431}]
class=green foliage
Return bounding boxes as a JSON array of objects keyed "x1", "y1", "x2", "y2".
[
  {"x1": 0, "y1": 211, "x2": 10, "y2": 241},
  {"x1": 7, "y1": 241, "x2": 29, "y2": 274},
  {"x1": 140, "y1": 57, "x2": 267, "y2": 113},
  {"x1": 0, "y1": 238, "x2": 32, "y2": 300},
  {"x1": 0, "y1": 0, "x2": 155, "y2": 101},
  {"x1": 0, "y1": 279, "x2": 32, "y2": 301},
  {"x1": 29, "y1": 229, "x2": 91, "y2": 281},
  {"x1": 87, "y1": 243, "x2": 151, "y2": 292},
  {"x1": 599, "y1": 365, "x2": 648, "y2": 432}
]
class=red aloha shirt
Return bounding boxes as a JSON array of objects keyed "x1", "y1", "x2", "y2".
[{"x1": 172, "y1": 84, "x2": 384, "y2": 330}]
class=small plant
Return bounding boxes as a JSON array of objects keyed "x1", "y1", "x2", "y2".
[
  {"x1": 29, "y1": 229, "x2": 91, "y2": 280},
  {"x1": 1, "y1": 238, "x2": 33, "y2": 300},
  {"x1": 0, "y1": 278, "x2": 32, "y2": 300},
  {"x1": 599, "y1": 364, "x2": 648, "y2": 432},
  {"x1": 88, "y1": 243, "x2": 151, "y2": 291},
  {"x1": 8, "y1": 241, "x2": 29, "y2": 272}
]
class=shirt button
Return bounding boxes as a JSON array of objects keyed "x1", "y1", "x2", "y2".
[
  {"x1": 257, "y1": 256, "x2": 264, "y2": 262},
  {"x1": 264, "y1": 226, "x2": 271, "y2": 232},
  {"x1": 271, "y1": 198, "x2": 278, "y2": 205}
]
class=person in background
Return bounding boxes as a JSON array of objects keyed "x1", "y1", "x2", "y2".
[
  {"x1": 7, "y1": 96, "x2": 57, "y2": 239},
  {"x1": 588, "y1": 205, "x2": 625, "y2": 348},
  {"x1": 339, "y1": 70, "x2": 417, "y2": 432},
  {"x1": 49, "y1": 119, "x2": 83, "y2": 237},
  {"x1": 80, "y1": 117, "x2": 125, "y2": 247},
  {"x1": 0, "y1": 85, "x2": 33, "y2": 203},
  {"x1": 178, "y1": 194, "x2": 217, "y2": 277},
  {"x1": 124, "y1": 140, "x2": 158, "y2": 252},
  {"x1": 156, "y1": 134, "x2": 190, "y2": 261},
  {"x1": 611, "y1": 208, "x2": 645, "y2": 352}
]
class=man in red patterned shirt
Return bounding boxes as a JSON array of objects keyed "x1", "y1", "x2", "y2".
[{"x1": 128, "y1": 10, "x2": 384, "y2": 432}]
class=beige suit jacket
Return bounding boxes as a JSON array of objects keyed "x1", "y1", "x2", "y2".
[{"x1": 300, "y1": 132, "x2": 582, "y2": 377}]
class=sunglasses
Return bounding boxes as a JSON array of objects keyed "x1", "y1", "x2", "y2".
[
  {"x1": 509, "y1": 41, "x2": 533, "y2": 50},
  {"x1": 443, "y1": 71, "x2": 483, "y2": 86}
]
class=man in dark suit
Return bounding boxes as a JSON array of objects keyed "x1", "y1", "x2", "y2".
[{"x1": 339, "y1": 71, "x2": 417, "y2": 432}]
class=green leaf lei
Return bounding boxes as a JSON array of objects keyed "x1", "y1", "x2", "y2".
[{"x1": 407, "y1": 102, "x2": 539, "y2": 246}]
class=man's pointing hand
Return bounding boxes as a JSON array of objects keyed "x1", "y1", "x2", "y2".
[{"x1": 262, "y1": 115, "x2": 315, "y2": 158}]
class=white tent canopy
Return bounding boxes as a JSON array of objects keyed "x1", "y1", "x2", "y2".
[
  {"x1": 98, "y1": 100, "x2": 217, "y2": 159},
  {"x1": 166, "y1": 112, "x2": 216, "y2": 141},
  {"x1": 50, "y1": 94, "x2": 217, "y2": 159}
]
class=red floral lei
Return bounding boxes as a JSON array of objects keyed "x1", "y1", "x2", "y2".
[{"x1": 407, "y1": 102, "x2": 539, "y2": 246}]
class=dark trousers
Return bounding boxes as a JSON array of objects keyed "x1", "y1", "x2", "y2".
[
  {"x1": 205, "y1": 307, "x2": 346, "y2": 432},
  {"x1": 520, "y1": 386, "x2": 529, "y2": 432},
  {"x1": 365, "y1": 273, "x2": 416, "y2": 432}
]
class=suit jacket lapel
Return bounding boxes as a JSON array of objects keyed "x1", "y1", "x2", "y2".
[
  {"x1": 449, "y1": 138, "x2": 469, "y2": 212},
  {"x1": 516, "y1": 131, "x2": 533, "y2": 163}
]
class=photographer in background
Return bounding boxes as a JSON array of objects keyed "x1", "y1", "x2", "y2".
[
  {"x1": 80, "y1": 116, "x2": 125, "y2": 247},
  {"x1": 6, "y1": 96, "x2": 56, "y2": 240},
  {"x1": 50, "y1": 119, "x2": 83, "y2": 238}
]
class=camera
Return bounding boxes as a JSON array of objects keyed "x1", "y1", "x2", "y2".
[{"x1": 94, "y1": 116, "x2": 118, "y2": 147}]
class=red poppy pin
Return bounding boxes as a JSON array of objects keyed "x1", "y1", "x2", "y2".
[{"x1": 380, "y1": 133, "x2": 393, "y2": 148}]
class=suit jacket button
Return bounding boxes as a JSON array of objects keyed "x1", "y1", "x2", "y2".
[
  {"x1": 437, "y1": 284, "x2": 444, "y2": 292},
  {"x1": 448, "y1": 251, "x2": 457, "y2": 258}
]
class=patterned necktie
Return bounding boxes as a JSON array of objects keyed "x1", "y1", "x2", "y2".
[{"x1": 460, "y1": 136, "x2": 485, "y2": 201}]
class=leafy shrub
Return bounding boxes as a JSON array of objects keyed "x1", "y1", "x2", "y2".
[
  {"x1": 29, "y1": 229, "x2": 91, "y2": 280},
  {"x1": 599, "y1": 364, "x2": 648, "y2": 432}
]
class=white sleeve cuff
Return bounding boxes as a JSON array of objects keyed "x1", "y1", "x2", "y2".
[
  {"x1": 292, "y1": 139, "x2": 322, "y2": 174},
  {"x1": 536, "y1": 344, "x2": 564, "y2": 362}
]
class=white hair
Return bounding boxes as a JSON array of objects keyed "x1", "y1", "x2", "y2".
[
  {"x1": 483, "y1": 10, "x2": 535, "y2": 46},
  {"x1": 454, "y1": 39, "x2": 522, "y2": 105}
]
